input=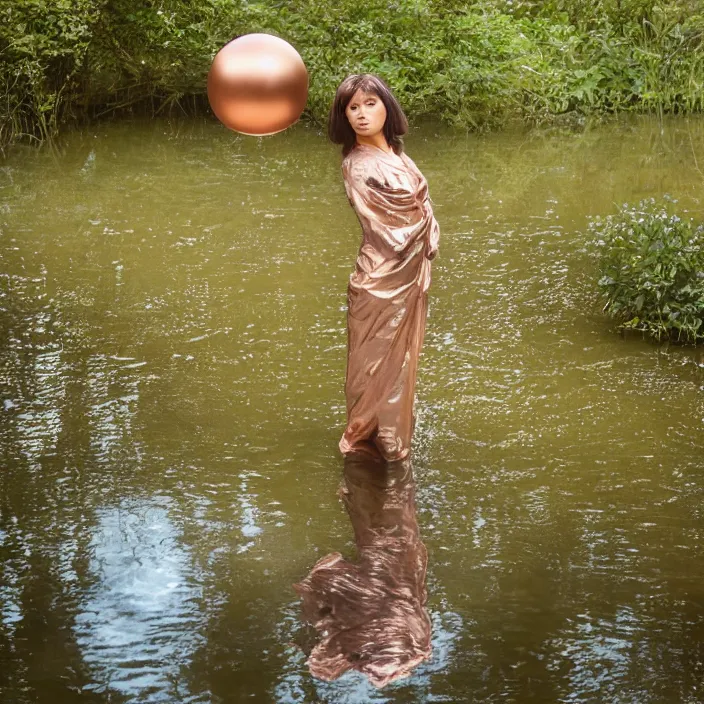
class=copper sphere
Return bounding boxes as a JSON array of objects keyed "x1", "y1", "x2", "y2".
[{"x1": 207, "y1": 33, "x2": 309, "y2": 136}]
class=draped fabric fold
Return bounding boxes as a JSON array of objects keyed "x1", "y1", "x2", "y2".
[{"x1": 339, "y1": 144, "x2": 440, "y2": 461}]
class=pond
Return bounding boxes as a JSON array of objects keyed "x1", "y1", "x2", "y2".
[{"x1": 1, "y1": 114, "x2": 703, "y2": 703}]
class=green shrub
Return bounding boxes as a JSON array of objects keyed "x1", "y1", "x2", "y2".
[
  {"x1": 0, "y1": 0, "x2": 103, "y2": 148},
  {"x1": 590, "y1": 198, "x2": 704, "y2": 343},
  {"x1": 2, "y1": 0, "x2": 704, "y2": 151}
]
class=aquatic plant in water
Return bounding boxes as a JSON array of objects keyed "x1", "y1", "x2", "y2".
[{"x1": 589, "y1": 197, "x2": 704, "y2": 343}]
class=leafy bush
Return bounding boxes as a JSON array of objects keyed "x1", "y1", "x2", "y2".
[
  {"x1": 1, "y1": 0, "x2": 703, "y2": 152},
  {"x1": 590, "y1": 198, "x2": 704, "y2": 343},
  {"x1": 0, "y1": 0, "x2": 103, "y2": 147}
]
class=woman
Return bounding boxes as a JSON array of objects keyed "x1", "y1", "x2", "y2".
[{"x1": 328, "y1": 74, "x2": 440, "y2": 462}]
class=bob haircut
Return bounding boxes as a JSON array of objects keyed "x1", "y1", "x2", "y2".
[{"x1": 328, "y1": 74, "x2": 409, "y2": 158}]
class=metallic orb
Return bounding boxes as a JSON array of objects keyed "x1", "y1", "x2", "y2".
[{"x1": 207, "y1": 33, "x2": 309, "y2": 136}]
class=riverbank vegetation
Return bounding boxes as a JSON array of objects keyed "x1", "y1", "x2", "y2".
[
  {"x1": 1, "y1": 0, "x2": 703, "y2": 152},
  {"x1": 590, "y1": 198, "x2": 704, "y2": 344}
]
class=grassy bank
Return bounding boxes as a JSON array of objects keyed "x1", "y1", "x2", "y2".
[{"x1": 1, "y1": 0, "x2": 703, "y2": 151}]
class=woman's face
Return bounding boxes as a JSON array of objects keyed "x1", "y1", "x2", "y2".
[{"x1": 345, "y1": 89, "x2": 387, "y2": 140}]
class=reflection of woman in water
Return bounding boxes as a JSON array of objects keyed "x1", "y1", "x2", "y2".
[
  {"x1": 293, "y1": 451, "x2": 431, "y2": 687},
  {"x1": 328, "y1": 74, "x2": 440, "y2": 462}
]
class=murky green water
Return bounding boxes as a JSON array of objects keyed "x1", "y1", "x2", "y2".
[{"x1": 2, "y1": 115, "x2": 704, "y2": 703}]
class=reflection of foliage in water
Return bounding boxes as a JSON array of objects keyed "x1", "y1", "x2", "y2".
[{"x1": 1, "y1": 277, "x2": 113, "y2": 701}]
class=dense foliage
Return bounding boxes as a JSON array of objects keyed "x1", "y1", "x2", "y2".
[
  {"x1": 1, "y1": 0, "x2": 703, "y2": 151},
  {"x1": 590, "y1": 198, "x2": 704, "y2": 344}
]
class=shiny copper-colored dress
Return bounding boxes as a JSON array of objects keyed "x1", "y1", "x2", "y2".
[
  {"x1": 339, "y1": 144, "x2": 440, "y2": 461},
  {"x1": 293, "y1": 450, "x2": 431, "y2": 687}
]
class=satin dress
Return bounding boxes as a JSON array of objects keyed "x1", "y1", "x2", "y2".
[{"x1": 339, "y1": 144, "x2": 440, "y2": 462}]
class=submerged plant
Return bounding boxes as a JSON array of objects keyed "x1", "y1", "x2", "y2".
[{"x1": 589, "y1": 197, "x2": 704, "y2": 343}]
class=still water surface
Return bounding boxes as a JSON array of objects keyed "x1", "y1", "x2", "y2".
[{"x1": 1, "y1": 115, "x2": 704, "y2": 703}]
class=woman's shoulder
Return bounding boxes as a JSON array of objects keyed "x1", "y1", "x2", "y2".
[
  {"x1": 342, "y1": 145, "x2": 375, "y2": 168},
  {"x1": 399, "y1": 150, "x2": 420, "y2": 173},
  {"x1": 342, "y1": 148, "x2": 384, "y2": 185}
]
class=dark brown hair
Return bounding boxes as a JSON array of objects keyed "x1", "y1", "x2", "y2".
[{"x1": 327, "y1": 74, "x2": 409, "y2": 158}]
